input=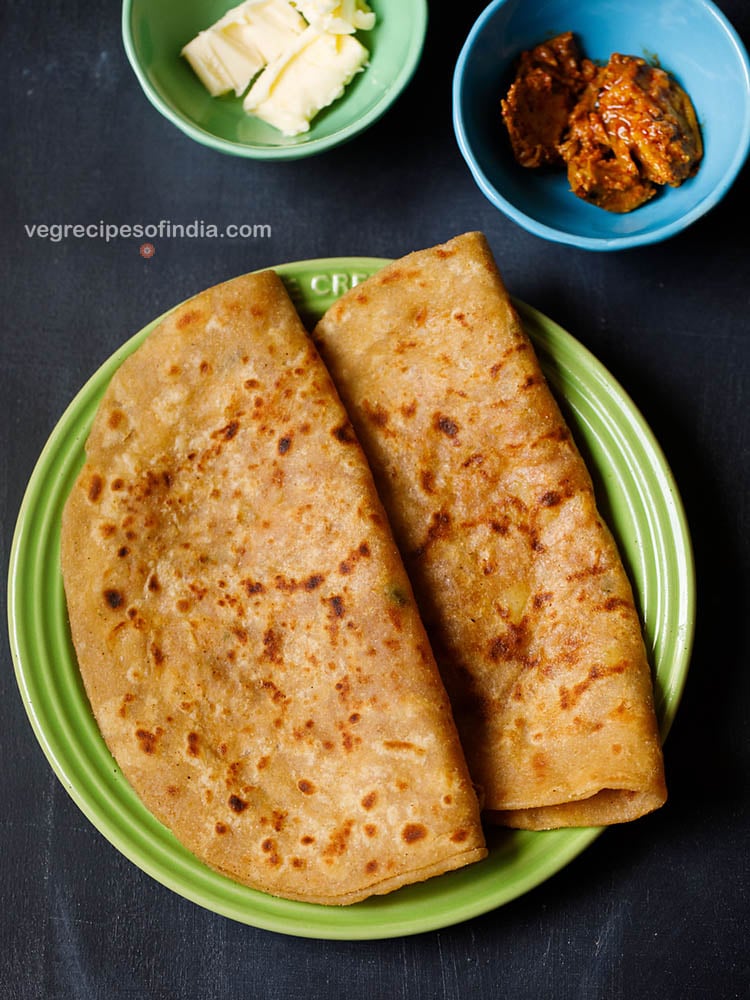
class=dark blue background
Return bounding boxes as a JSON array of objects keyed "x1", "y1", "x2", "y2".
[{"x1": 2, "y1": 2, "x2": 749, "y2": 997}]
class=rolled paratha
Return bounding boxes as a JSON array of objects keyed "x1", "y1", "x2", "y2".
[
  {"x1": 61, "y1": 270, "x2": 486, "y2": 904},
  {"x1": 313, "y1": 233, "x2": 667, "y2": 829}
]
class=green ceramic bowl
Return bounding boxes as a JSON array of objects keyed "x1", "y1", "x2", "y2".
[
  {"x1": 8, "y1": 258, "x2": 695, "y2": 939},
  {"x1": 122, "y1": 0, "x2": 427, "y2": 158}
]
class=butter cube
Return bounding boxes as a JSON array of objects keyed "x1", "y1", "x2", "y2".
[
  {"x1": 207, "y1": 30, "x2": 265, "y2": 95},
  {"x1": 219, "y1": 0, "x2": 307, "y2": 62},
  {"x1": 243, "y1": 26, "x2": 368, "y2": 135},
  {"x1": 182, "y1": 0, "x2": 375, "y2": 134},
  {"x1": 182, "y1": 32, "x2": 236, "y2": 96},
  {"x1": 293, "y1": 0, "x2": 376, "y2": 34},
  {"x1": 182, "y1": 0, "x2": 306, "y2": 97}
]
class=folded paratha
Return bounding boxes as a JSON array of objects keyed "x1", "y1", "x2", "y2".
[
  {"x1": 313, "y1": 233, "x2": 667, "y2": 829},
  {"x1": 61, "y1": 270, "x2": 486, "y2": 903}
]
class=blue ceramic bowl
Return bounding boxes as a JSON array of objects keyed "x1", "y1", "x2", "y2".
[{"x1": 453, "y1": 0, "x2": 750, "y2": 250}]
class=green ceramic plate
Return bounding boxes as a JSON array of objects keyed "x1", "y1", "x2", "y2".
[
  {"x1": 8, "y1": 257, "x2": 695, "y2": 939},
  {"x1": 122, "y1": 0, "x2": 428, "y2": 159}
]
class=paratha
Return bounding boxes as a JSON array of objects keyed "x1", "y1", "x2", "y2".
[
  {"x1": 313, "y1": 233, "x2": 667, "y2": 829},
  {"x1": 61, "y1": 269, "x2": 486, "y2": 903}
]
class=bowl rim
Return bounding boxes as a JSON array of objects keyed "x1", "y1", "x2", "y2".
[
  {"x1": 121, "y1": 0, "x2": 428, "y2": 160},
  {"x1": 452, "y1": 0, "x2": 750, "y2": 250}
]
